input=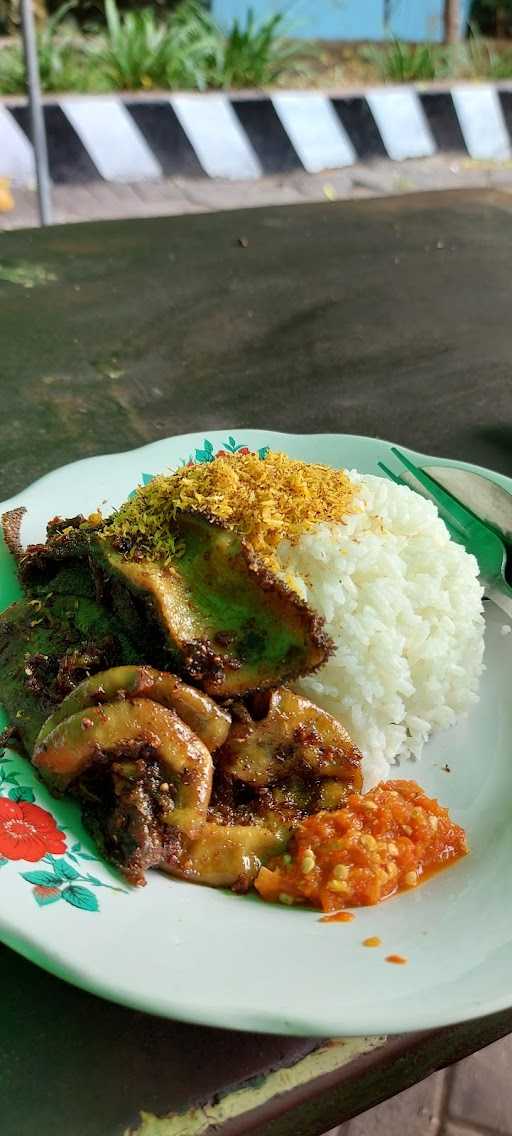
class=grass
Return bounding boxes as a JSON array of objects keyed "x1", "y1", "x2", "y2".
[
  {"x1": 364, "y1": 38, "x2": 439, "y2": 82},
  {"x1": 460, "y1": 31, "x2": 512, "y2": 77},
  {"x1": 366, "y1": 31, "x2": 512, "y2": 83},
  {"x1": 216, "y1": 8, "x2": 306, "y2": 88},
  {"x1": 97, "y1": 0, "x2": 223, "y2": 91},
  {"x1": 0, "y1": 2, "x2": 106, "y2": 93},
  {"x1": 0, "y1": 0, "x2": 306, "y2": 93},
  {"x1": 1, "y1": 2, "x2": 512, "y2": 97}
]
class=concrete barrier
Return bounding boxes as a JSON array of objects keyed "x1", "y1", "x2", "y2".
[{"x1": 2, "y1": 85, "x2": 512, "y2": 185}]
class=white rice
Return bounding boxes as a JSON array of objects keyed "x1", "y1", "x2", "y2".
[{"x1": 276, "y1": 472, "x2": 485, "y2": 789}]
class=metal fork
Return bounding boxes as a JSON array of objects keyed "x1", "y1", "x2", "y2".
[{"x1": 378, "y1": 447, "x2": 512, "y2": 622}]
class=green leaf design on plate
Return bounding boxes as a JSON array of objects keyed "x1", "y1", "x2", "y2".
[
  {"x1": 3, "y1": 771, "x2": 20, "y2": 784},
  {"x1": 21, "y1": 870, "x2": 61, "y2": 886},
  {"x1": 8, "y1": 786, "x2": 35, "y2": 803},
  {"x1": 52, "y1": 858, "x2": 80, "y2": 881},
  {"x1": 194, "y1": 447, "x2": 212, "y2": 463},
  {"x1": 41, "y1": 854, "x2": 71, "y2": 882},
  {"x1": 33, "y1": 887, "x2": 61, "y2": 907},
  {"x1": 68, "y1": 843, "x2": 99, "y2": 862},
  {"x1": 61, "y1": 885, "x2": 99, "y2": 912},
  {"x1": 0, "y1": 857, "x2": 8, "y2": 867}
]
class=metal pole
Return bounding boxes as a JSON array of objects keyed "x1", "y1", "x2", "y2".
[{"x1": 20, "y1": 0, "x2": 52, "y2": 226}]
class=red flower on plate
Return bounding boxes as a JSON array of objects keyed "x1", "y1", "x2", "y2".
[{"x1": 0, "y1": 798, "x2": 66, "y2": 862}]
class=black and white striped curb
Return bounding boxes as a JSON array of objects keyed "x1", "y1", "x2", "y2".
[{"x1": 2, "y1": 84, "x2": 512, "y2": 185}]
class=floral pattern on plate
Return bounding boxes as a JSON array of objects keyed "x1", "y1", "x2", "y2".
[
  {"x1": 0, "y1": 749, "x2": 126, "y2": 911},
  {"x1": 131, "y1": 436, "x2": 270, "y2": 496},
  {"x1": 0, "y1": 436, "x2": 267, "y2": 914}
]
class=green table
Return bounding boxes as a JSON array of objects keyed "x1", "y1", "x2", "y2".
[{"x1": 1, "y1": 189, "x2": 511, "y2": 1136}]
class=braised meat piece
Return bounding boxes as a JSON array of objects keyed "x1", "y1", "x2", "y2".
[
  {"x1": 35, "y1": 664, "x2": 231, "y2": 754},
  {"x1": 33, "y1": 698, "x2": 213, "y2": 885},
  {"x1": 218, "y1": 687, "x2": 363, "y2": 795},
  {"x1": 92, "y1": 511, "x2": 332, "y2": 696}
]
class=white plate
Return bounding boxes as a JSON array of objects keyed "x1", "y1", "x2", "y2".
[{"x1": 0, "y1": 430, "x2": 511, "y2": 1037}]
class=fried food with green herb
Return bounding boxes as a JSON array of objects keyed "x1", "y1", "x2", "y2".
[{"x1": 94, "y1": 512, "x2": 331, "y2": 696}]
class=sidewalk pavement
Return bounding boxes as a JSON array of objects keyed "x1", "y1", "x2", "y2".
[
  {"x1": 2, "y1": 153, "x2": 512, "y2": 228},
  {"x1": 327, "y1": 1032, "x2": 512, "y2": 1136}
]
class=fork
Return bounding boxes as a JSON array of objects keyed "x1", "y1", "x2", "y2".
[{"x1": 378, "y1": 447, "x2": 512, "y2": 622}]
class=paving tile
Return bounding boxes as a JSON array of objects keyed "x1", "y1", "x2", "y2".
[
  {"x1": 3, "y1": 155, "x2": 512, "y2": 231},
  {"x1": 442, "y1": 1123, "x2": 490, "y2": 1136},
  {"x1": 120, "y1": 197, "x2": 204, "y2": 217},
  {"x1": 0, "y1": 186, "x2": 38, "y2": 229},
  {"x1": 289, "y1": 168, "x2": 355, "y2": 201},
  {"x1": 130, "y1": 178, "x2": 192, "y2": 205},
  {"x1": 448, "y1": 1034, "x2": 512, "y2": 1135},
  {"x1": 179, "y1": 175, "x2": 305, "y2": 211},
  {"x1": 52, "y1": 184, "x2": 103, "y2": 222},
  {"x1": 342, "y1": 1070, "x2": 446, "y2": 1136},
  {"x1": 52, "y1": 182, "x2": 202, "y2": 223}
]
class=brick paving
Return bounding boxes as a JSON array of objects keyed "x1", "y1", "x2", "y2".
[
  {"x1": 325, "y1": 1034, "x2": 512, "y2": 1135},
  {"x1": 2, "y1": 153, "x2": 512, "y2": 229}
]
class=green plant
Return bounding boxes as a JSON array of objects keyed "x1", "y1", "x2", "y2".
[
  {"x1": 213, "y1": 7, "x2": 305, "y2": 88},
  {"x1": 164, "y1": 0, "x2": 223, "y2": 90},
  {"x1": 97, "y1": 0, "x2": 170, "y2": 88},
  {"x1": 0, "y1": 43, "x2": 24, "y2": 93},
  {"x1": 35, "y1": 2, "x2": 91, "y2": 91},
  {"x1": 366, "y1": 37, "x2": 438, "y2": 82},
  {"x1": 0, "y1": 2, "x2": 96, "y2": 93},
  {"x1": 94, "y1": 0, "x2": 223, "y2": 90},
  {"x1": 463, "y1": 27, "x2": 512, "y2": 74}
]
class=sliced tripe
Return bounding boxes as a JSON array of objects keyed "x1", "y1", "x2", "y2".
[
  {"x1": 35, "y1": 665, "x2": 231, "y2": 753},
  {"x1": 32, "y1": 698, "x2": 213, "y2": 838},
  {"x1": 168, "y1": 821, "x2": 288, "y2": 889}
]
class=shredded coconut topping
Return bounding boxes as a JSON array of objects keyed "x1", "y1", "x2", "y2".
[{"x1": 104, "y1": 451, "x2": 356, "y2": 567}]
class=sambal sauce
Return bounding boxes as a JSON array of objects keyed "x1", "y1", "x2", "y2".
[{"x1": 255, "y1": 779, "x2": 468, "y2": 912}]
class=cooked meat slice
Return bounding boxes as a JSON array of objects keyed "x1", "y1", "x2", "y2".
[
  {"x1": 7, "y1": 508, "x2": 332, "y2": 698},
  {"x1": 18, "y1": 515, "x2": 91, "y2": 593},
  {"x1": 31, "y1": 698, "x2": 215, "y2": 885},
  {"x1": 78, "y1": 749, "x2": 185, "y2": 886},
  {"x1": 35, "y1": 665, "x2": 231, "y2": 753},
  {"x1": 219, "y1": 687, "x2": 363, "y2": 792},
  {"x1": 91, "y1": 512, "x2": 332, "y2": 696},
  {"x1": 32, "y1": 698, "x2": 213, "y2": 839},
  {"x1": 2, "y1": 507, "x2": 26, "y2": 562},
  {"x1": 0, "y1": 592, "x2": 135, "y2": 753},
  {"x1": 166, "y1": 821, "x2": 288, "y2": 889}
]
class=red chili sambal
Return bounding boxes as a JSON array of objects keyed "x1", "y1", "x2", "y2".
[{"x1": 255, "y1": 779, "x2": 468, "y2": 912}]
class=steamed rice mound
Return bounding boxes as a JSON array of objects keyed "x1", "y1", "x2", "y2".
[
  {"x1": 276, "y1": 472, "x2": 485, "y2": 788},
  {"x1": 109, "y1": 452, "x2": 485, "y2": 789}
]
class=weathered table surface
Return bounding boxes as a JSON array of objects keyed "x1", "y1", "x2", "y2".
[{"x1": 1, "y1": 188, "x2": 511, "y2": 1136}]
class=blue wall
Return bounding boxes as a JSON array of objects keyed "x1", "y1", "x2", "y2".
[{"x1": 211, "y1": 0, "x2": 473, "y2": 42}]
